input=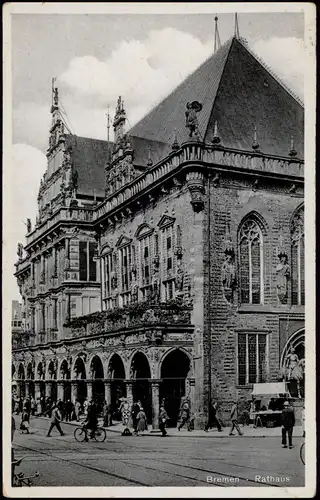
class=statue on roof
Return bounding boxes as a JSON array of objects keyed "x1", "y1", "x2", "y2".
[
  {"x1": 26, "y1": 218, "x2": 32, "y2": 233},
  {"x1": 17, "y1": 243, "x2": 23, "y2": 260},
  {"x1": 185, "y1": 101, "x2": 202, "y2": 138}
]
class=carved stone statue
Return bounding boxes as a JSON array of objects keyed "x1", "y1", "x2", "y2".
[
  {"x1": 131, "y1": 283, "x2": 138, "y2": 303},
  {"x1": 221, "y1": 251, "x2": 236, "y2": 302},
  {"x1": 26, "y1": 219, "x2": 32, "y2": 233},
  {"x1": 185, "y1": 101, "x2": 202, "y2": 138},
  {"x1": 17, "y1": 243, "x2": 23, "y2": 260},
  {"x1": 283, "y1": 345, "x2": 304, "y2": 398},
  {"x1": 276, "y1": 253, "x2": 290, "y2": 303},
  {"x1": 175, "y1": 262, "x2": 184, "y2": 293}
]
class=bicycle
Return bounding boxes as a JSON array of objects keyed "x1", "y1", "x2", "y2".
[
  {"x1": 300, "y1": 441, "x2": 305, "y2": 465},
  {"x1": 12, "y1": 458, "x2": 40, "y2": 487},
  {"x1": 74, "y1": 425, "x2": 106, "y2": 443}
]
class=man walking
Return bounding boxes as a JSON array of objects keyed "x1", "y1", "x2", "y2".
[
  {"x1": 229, "y1": 400, "x2": 243, "y2": 436},
  {"x1": 281, "y1": 401, "x2": 295, "y2": 449},
  {"x1": 131, "y1": 401, "x2": 141, "y2": 435},
  {"x1": 205, "y1": 400, "x2": 222, "y2": 432},
  {"x1": 178, "y1": 400, "x2": 191, "y2": 431},
  {"x1": 46, "y1": 403, "x2": 65, "y2": 437},
  {"x1": 159, "y1": 405, "x2": 169, "y2": 436}
]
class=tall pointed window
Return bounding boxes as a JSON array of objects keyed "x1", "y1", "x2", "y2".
[
  {"x1": 102, "y1": 248, "x2": 114, "y2": 310},
  {"x1": 238, "y1": 218, "x2": 264, "y2": 304},
  {"x1": 291, "y1": 206, "x2": 304, "y2": 305},
  {"x1": 119, "y1": 244, "x2": 132, "y2": 306}
]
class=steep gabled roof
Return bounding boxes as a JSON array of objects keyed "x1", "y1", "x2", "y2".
[
  {"x1": 129, "y1": 38, "x2": 233, "y2": 146},
  {"x1": 129, "y1": 37, "x2": 304, "y2": 158}
]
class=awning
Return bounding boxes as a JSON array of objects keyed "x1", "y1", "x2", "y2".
[{"x1": 251, "y1": 382, "x2": 289, "y2": 396}]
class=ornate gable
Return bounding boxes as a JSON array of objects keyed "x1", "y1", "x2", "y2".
[
  {"x1": 135, "y1": 223, "x2": 154, "y2": 240},
  {"x1": 116, "y1": 235, "x2": 132, "y2": 248},
  {"x1": 157, "y1": 215, "x2": 176, "y2": 229}
]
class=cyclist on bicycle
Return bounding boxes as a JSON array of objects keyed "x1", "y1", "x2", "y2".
[{"x1": 83, "y1": 401, "x2": 98, "y2": 440}]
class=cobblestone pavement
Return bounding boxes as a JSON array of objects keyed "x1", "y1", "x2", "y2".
[{"x1": 11, "y1": 416, "x2": 304, "y2": 488}]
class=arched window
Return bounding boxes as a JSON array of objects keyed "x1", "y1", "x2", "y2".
[
  {"x1": 291, "y1": 206, "x2": 304, "y2": 305},
  {"x1": 238, "y1": 218, "x2": 264, "y2": 304}
]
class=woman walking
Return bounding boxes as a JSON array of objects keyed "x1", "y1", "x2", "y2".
[
  {"x1": 136, "y1": 407, "x2": 147, "y2": 436},
  {"x1": 159, "y1": 406, "x2": 168, "y2": 437}
]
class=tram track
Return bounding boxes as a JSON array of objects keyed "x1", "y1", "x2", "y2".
[{"x1": 14, "y1": 443, "x2": 148, "y2": 486}]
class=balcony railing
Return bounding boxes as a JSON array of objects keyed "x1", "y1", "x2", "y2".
[
  {"x1": 66, "y1": 299, "x2": 193, "y2": 339},
  {"x1": 94, "y1": 141, "x2": 304, "y2": 223}
]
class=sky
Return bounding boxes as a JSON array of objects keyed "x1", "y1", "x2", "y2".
[{"x1": 8, "y1": 9, "x2": 306, "y2": 301}]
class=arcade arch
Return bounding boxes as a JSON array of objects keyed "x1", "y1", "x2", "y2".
[
  {"x1": 108, "y1": 354, "x2": 126, "y2": 419},
  {"x1": 130, "y1": 352, "x2": 152, "y2": 422}
]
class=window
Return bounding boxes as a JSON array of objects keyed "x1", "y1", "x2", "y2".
[
  {"x1": 239, "y1": 218, "x2": 264, "y2": 304},
  {"x1": 237, "y1": 333, "x2": 267, "y2": 385},
  {"x1": 70, "y1": 296, "x2": 77, "y2": 319},
  {"x1": 52, "y1": 298, "x2": 58, "y2": 329},
  {"x1": 164, "y1": 280, "x2": 174, "y2": 301},
  {"x1": 119, "y1": 245, "x2": 131, "y2": 306},
  {"x1": 291, "y1": 207, "x2": 304, "y2": 305},
  {"x1": 140, "y1": 235, "x2": 151, "y2": 286},
  {"x1": 104, "y1": 253, "x2": 113, "y2": 298},
  {"x1": 79, "y1": 241, "x2": 97, "y2": 281}
]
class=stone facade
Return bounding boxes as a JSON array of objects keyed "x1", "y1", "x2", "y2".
[{"x1": 12, "y1": 38, "x2": 305, "y2": 429}]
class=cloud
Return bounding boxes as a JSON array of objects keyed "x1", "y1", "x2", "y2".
[
  {"x1": 6, "y1": 144, "x2": 47, "y2": 300},
  {"x1": 252, "y1": 37, "x2": 305, "y2": 100},
  {"x1": 13, "y1": 102, "x2": 51, "y2": 152},
  {"x1": 59, "y1": 28, "x2": 213, "y2": 125}
]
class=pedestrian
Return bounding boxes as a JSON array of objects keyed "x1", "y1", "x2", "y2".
[
  {"x1": 204, "y1": 400, "x2": 222, "y2": 432},
  {"x1": 136, "y1": 407, "x2": 147, "y2": 436},
  {"x1": 46, "y1": 404, "x2": 65, "y2": 437},
  {"x1": 20, "y1": 409, "x2": 30, "y2": 434},
  {"x1": 36, "y1": 398, "x2": 42, "y2": 416},
  {"x1": 131, "y1": 400, "x2": 141, "y2": 435},
  {"x1": 229, "y1": 400, "x2": 243, "y2": 436},
  {"x1": 281, "y1": 401, "x2": 295, "y2": 449},
  {"x1": 159, "y1": 406, "x2": 168, "y2": 436},
  {"x1": 107, "y1": 403, "x2": 113, "y2": 427},
  {"x1": 40, "y1": 397, "x2": 45, "y2": 416},
  {"x1": 65, "y1": 400, "x2": 73, "y2": 421},
  {"x1": 74, "y1": 399, "x2": 81, "y2": 422},
  {"x1": 84, "y1": 401, "x2": 98, "y2": 440},
  {"x1": 30, "y1": 396, "x2": 36, "y2": 416},
  {"x1": 178, "y1": 400, "x2": 191, "y2": 431}
]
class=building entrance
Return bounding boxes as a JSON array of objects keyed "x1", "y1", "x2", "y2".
[
  {"x1": 131, "y1": 352, "x2": 152, "y2": 424},
  {"x1": 160, "y1": 349, "x2": 191, "y2": 427}
]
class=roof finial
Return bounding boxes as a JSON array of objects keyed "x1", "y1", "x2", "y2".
[
  {"x1": 171, "y1": 128, "x2": 180, "y2": 151},
  {"x1": 214, "y1": 16, "x2": 221, "y2": 53},
  {"x1": 289, "y1": 136, "x2": 297, "y2": 157},
  {"x1": 147, "y1": 145, "x2": 153, "y2": 166},
  {"x1": 212, "y1": 120, "x2": 221, "y2": 144},
  {"x1": 234, "y1": 13, "x2": 240, "y2": 39},
  {"x1": 252, "y1": 125, "x2": 260, "y2": 151}
]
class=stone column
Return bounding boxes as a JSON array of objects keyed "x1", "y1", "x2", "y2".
[
  {"x1": 87, "y1": 381, "x2": 93, "y2": 401},
  {"x1": 104, "y1": 380, "x2": 112, "y2": 405},
  {"x1": 25, "y1": 381, "x2": 30, "y2": 398},
  {"x1": 187, "y1": 378, "x2": 196, "y2": 414},
  {"x1": 65, "y1": 293, "x2": 70, "y2": 323},
  {"x1": 151, "y1": 380, "x2": 161, "y2": 430},
  {"x1": 57, "y1": 381, "x2": 65, "y2": 402},
  {"x1": 125, "y1": 380, "x2": 133, "y2": 402},
  {"x1": 34, "y1": 381, "x2": 41, "y2": 401},
  {"x1": 45, "y1": 381, "x2": 53, "y2": 399},
  {"x1": 16, "y1": 381, "x2": 21, "y2": 399},
  {"x1": 65, "y1": 238, "x2": 70, "y2": 271},
  {"x1": 71, "y1": 381, "x2": 78, "y2": 404}
]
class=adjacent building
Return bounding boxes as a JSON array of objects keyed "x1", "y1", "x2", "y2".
[{"x1": 12, "y1": 36, "x2": 304, "y2": 428}]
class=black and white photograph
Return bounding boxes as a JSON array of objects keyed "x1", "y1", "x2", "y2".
[{"x1": 3, "y1": 2, "x2": 316, "y2": 497}]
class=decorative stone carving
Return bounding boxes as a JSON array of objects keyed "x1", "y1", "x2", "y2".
[
  {"x1": 175, "y1": 261, "x2": 184, "y2": 293},
  {"x1": 276, "y1": 251, "x2": 290, "y2": 303},
  {"x1": 221, "y1": 224, "x2": 236, "y2": 303},
  {"x1": 26, "y1": 219, "x2": 32, "y2": 233},
  {"x1": 185, "y1": 101, "x2": 202, "y2": 138},
  {"x1": 17, "y1": 243, "x2": 23, "y2": 260},
  {"x1": 186, "y1": 171, "x2": 205, "y2": 212}
]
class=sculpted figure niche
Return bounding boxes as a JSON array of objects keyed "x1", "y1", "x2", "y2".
[{"x1": 276, "y1": 251, "x2": 290, "y2": 303}]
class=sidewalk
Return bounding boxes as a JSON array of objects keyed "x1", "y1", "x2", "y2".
[{"x1": 31, "y1": 415, "x2": 303, "y2": 438}]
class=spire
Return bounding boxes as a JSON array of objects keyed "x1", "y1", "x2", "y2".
[
  {"x1": 106, "y1": 105, "x2": 111, "y2": 164},
  {"x1": 113, "y1": 96, "x2": 126, "y2": 145},
  {"x1": 212, "y1": 120, "x2": 221, "y2": 144},
  {"x1": 234, "y1": 13, "x2": 240, "y2": 39},
  {"x1": 147, "y1": 145, "x2": 153, "y2": 166},
  {"x1": 289, "y1": 136, "x2": 297, "y2": 157},
  {"x1": 171, "y1": 128, "x2": 180, "y2": 151},
  {"x1": 252, "y1": 125, "x2": 260, "y2": 151},
  {"x1": 214, "y1": 16, "x2": 221, "y2": 53}
]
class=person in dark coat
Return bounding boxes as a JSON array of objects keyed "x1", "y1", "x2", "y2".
[
  {"x1": 159, "y1": 406, "x2": 168, "y2": 437},
  {"x1": 131, "y1": 401, "x2": 141, "y2": 435},
  {"x1": 204, "y1": 401, "x2": 222, "y2": 432},
  {"x1": 65, "y1": 400, "x2": 74, "y2": 421},
  {"x1": 46, "y1": 404, "x2": 65, "y2": 437},
  {"x1": 229, "y1": 401, "x2": 243, "y2": 436},
  {"x1": 281, "y1": 401, "x2": 295, "y2": 448}
]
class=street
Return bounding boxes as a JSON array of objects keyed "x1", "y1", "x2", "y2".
[{"x1": 11, "y1": 416, "x2": 305, "y2": 488}]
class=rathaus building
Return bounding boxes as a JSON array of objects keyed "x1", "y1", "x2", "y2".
[{"x1": 12, "y1": 36, "x2": 304, "y2": 429}]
